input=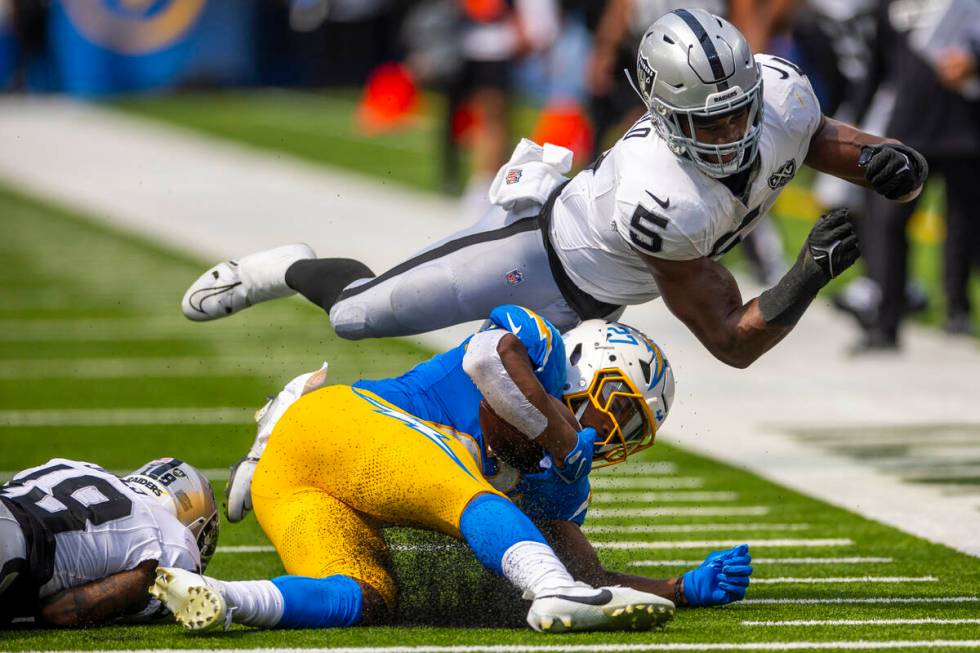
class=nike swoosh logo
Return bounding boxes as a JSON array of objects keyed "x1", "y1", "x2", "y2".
[
  {"x1": 189, "y1": 282, "x2": 242, "y2": 314},
  {"x1": 538, "y1": 589, "x2": 613, "y2": 606},
  {"x1": 506, "y1": 314, "x2": 523, "y2": 335},
  {"x1": 645, "y1": 191, "x2": 669, "y2": 209}
]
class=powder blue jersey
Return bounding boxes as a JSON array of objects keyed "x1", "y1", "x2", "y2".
[{"x1": 354, "y1": 305, "x2": 590, "y2": 524}]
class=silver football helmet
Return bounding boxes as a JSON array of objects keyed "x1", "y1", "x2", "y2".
[
  {"x1": 123, "y1": 458, "x2": 219, "y2": 570},
  {"x1": 634, "y1": 8, "x2": 763, "y2": 178},
  {"x1": 561, "y1": 320, "x2": 675, "y2": 467}
]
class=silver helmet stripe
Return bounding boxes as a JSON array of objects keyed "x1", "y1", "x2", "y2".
[{"x1": 673, "y1": 8, "x2": 729, "y2": 92}]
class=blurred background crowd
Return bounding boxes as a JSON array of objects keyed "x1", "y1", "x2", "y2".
[{"x1": 0, "y1": 0, "x2": 977, "y2": 352}]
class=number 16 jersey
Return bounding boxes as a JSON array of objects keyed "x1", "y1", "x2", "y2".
[
  {"x1": 0, "y1": 458, "x2": 200, "y2": 598},
  {"x1": 548, "y1": 55, "x2": 822, "y2": 306}
]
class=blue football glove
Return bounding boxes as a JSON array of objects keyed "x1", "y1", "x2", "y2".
[
  {"x1": 682, "y1": 544, "x2": 753, "y2": 607},
  {"x1": 553, "y1": 427, "x2": 596, "y2": 484}
]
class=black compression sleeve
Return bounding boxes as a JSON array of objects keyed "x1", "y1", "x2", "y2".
[
  {"x1": 285, "y1": 258, "x2": 375, "y2": 314},
  {"x1": 757, "y1": 252, "x2": 828, "y2": 327}
]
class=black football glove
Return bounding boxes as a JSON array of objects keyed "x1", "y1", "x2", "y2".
[
  {"x1": 759, "y1": 209, "x2": 860, "y2": 326},
  {"x1": 859, "y1": 143, "x2": 928, "y2": 201},
  {"x1": 803, "y1": 208, "x2": 860, "y2": 282}
]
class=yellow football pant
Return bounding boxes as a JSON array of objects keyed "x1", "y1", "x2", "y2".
[{"x1": 251, "y1": 385, "x2": 503, "y2": 608}]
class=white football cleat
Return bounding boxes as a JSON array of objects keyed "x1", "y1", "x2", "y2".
[
  {"x1": 224, "y1": 455, "x2": 258, "y2": 523},
  {"x1": 526, "y1": 583, "x2": 674, "y2": 633},
  {"x1": 225, "y1": 363, "x2": 330, "y2": 523},
  {"x1": 181, "y1": 243, "x2": 315, "y2": 321},
  {"x1": 150, "y1": 567, "x2": 230, "y2": 632}
]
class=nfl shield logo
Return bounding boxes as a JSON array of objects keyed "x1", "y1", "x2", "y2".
[
  {"x1": 505, "y1": 168, "x2": 522, "y2": 185},
  {"x1": 505, "y1": 269, "x2": 524, "y2": 285}
]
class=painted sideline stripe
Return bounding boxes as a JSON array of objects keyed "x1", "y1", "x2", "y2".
[
  {"x1": 751, "y1": 576, "x2": 937, "y2": 584},
  {"x1": 0, "y1": 407, "x2": 252, "y2": 427},
  {"x1": 743, "y1": 618, "x2": 980, "y2": 626},
  {"x1": 592, "y1": 491, "x2": 737, "y2": 503},
  {"x1": 629, "y1": 557, "x2": 893, "y2": 567},
  {"x1": 26, "y1": 641, "x2": 980, "y2": 652},
  {"x1": 589, "y1": 506, "x2": 769, "y2": 518},
  {"x1": 585, "y1": 523, "x2": 810, "y2": 534},
  {"x1": 590, "y1": 477, "x2": 703, "y2": 489},
  {"x1": 590, "y1": 539, "x2": 853, "y2": 550},
  {"x1": 741, "y1": 597, "x2": 979, "y2": 605}
]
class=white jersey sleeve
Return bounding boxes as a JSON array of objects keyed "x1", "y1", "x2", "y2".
[{"x1": 0, "y1": 458, "x2": 200, "y2": 598}]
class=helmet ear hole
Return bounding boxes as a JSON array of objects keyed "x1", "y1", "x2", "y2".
[{"x1": 569, "y1": 343, "x2": 583, "y2": 367}]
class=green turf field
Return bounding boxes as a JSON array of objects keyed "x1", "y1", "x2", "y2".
[
  {"x1": 2, "y1": 183, "x2": 980, "y2": 651},
  {"x1": 114, "y1": 89, "x2": 980, "y2": 335}
]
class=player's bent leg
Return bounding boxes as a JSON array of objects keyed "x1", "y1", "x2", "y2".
[
  {"x1": 181, "y1": 243, "x2": 315, "y2": 321},
  {"x1": 251, "y1": 456, "x2": 398, "y2": 612},
  {"x1": 458, "y1": 494, "x2": 674, "y2": 632}
]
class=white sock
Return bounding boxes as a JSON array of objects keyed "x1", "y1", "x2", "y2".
[
  {"x1": 501, "y1": 541, "x2": 576, "y2": 598},
  {"x1": 208, "y1": 578, "x2": 284, "y2": 628}
]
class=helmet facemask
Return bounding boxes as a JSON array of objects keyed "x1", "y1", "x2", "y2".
[
  {"x1": 651, "y1": 72, "x2": 764, "y2": 178},
  {"x1": 564, "y1": 368, "x2": 657, "y2": 467}
]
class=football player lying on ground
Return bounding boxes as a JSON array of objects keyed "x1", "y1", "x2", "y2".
[
  {"x1": 0, "y1": 458, "x2": 218, "y2": 627},
  {"x1": 149, "y1": 305, "x2": 752, "y2": 632},
  {"x1": 182, "y1": 9, "x2": 927, "y2": 370}
]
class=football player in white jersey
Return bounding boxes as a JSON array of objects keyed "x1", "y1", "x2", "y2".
[
  {"x1": 0, "y1": 458, "x2": 218, "y2": 627},
  {"x1": 180, "y1": 8, "x2": 927, "y2": 370}
]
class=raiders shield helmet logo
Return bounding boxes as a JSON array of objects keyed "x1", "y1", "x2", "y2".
[
  {"x1": 637, "y1": 54, "x2": 657, "y2": 101},
  {"x1": 768, "y1": 159, "x2": 797, "y2": 189}
]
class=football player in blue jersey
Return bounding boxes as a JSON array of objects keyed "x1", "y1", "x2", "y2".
[{"x1": 150, "y1": 306, "x2": 751, "y2": 632}]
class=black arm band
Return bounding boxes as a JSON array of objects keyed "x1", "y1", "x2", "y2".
[{"x1": 757, "y1": 254, "x2": 827, "y2": 327}]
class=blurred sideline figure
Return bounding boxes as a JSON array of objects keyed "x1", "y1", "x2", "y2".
[
  {"x1": 587, "y1": 0, "x2": 797, "y2": 286},
  {"x1": 833, "y1": 0, "x2": 980, "y2": 351},
  {"x1": 0, "y1": 458, "x2": 217, "y2": 627},
  {"x1": 446, "y1": 0, "x2": 560, "y2": 206},
  {"x1": 181, "y1": 9, "x2": 927, "y2": 372}
]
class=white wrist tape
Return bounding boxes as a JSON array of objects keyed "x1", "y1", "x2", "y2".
[
  {"x1": 249, "y1": 362, "x2": 329, "y2": 458},
  {"x1": 462, "y1": 330, "x2": 548, "y2": 439}
]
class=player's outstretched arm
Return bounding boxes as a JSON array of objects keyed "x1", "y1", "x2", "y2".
[
  {"x1": 643, "y1": 209, "x2": 859, "y2": 368},
  {"x1": 38, "y1": 559, "x2": 158, "y2": 627},
  {"x1": 804, "y1": 116, "x2": 928, "y2": 203},
  {"x1": 539, "y1": 520, "x2": 752, "y2": 607}
]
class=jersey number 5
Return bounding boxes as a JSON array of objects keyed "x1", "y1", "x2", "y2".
[{"x1": 629, "y1": 204, "x2": 669, "y2": 254}]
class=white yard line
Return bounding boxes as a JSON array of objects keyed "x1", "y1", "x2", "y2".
[
  {"x1": 590, "y1": 477, "x2": 704, "y2": 489},
  {"x1": 743, "y1": 619, "x2": 980, "y2": 626},
  {"x1": 589, "y1": 507, "x2": 769, "y2": 518},
  {"x1": 741, "y1": 597, "x2": 979, "y2": 605},
  {"x1": 585, "y1": 523, "x2": 810, "y2": 534},
  {"x1": 0, "y1": 407, "x2": 252, "y2": 427},
  {"x1": 0, "y1": 356, "x2": 319, "y2": 379},
  {"x1": 750, "y1": 576, "x2": 937, "y2": 584},
  {"x1": 27, "y1": 642, "x2": 980, "y2": 652},
  {"x1": 586, "y1": 539, "x2": 853, "y2": 550},
  {"x1": 594, "y1": 462, "x2": 678, "y2": 475},
  {"x1": 591, "y1": 491, "x2": 737, "y2": 503},
  {"x1": 629, "y1": 557, "x2": 892, "y2": 567},
  {"x1": 217, "y1": 539, "x2": 852, "y2": 555}
]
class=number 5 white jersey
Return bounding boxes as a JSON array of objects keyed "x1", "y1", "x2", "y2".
[
  {"x1": 548, "y1": 55, "x2": 822, "y2": 306},
  {"x1": 0, "y1": 458, "x2": 200, "y2": 598}
]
